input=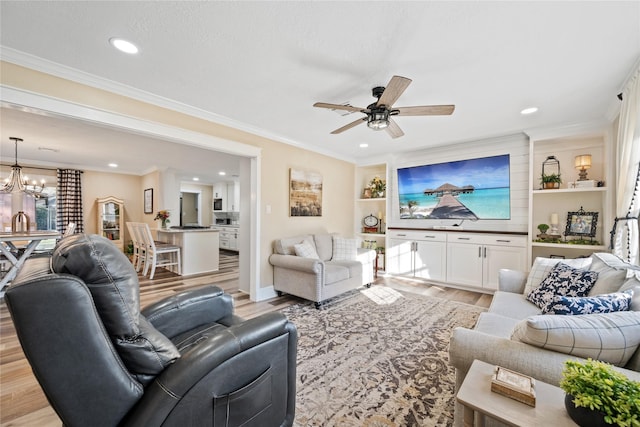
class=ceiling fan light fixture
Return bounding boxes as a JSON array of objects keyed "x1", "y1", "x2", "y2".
[{"x1": 367, "y1": 109, "x2": 389, "y2": 130}]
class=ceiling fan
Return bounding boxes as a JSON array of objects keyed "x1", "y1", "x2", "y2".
[{"x1": 313, "y1": 75, "x2": 455, "y2": 139}]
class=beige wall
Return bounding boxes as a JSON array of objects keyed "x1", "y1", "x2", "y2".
[{"x1": 1, "y1": 62, "x2": 356, "y2": 289}]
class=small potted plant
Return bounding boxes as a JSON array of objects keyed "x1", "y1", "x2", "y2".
[
  {"x1": 560, "y1": 358, "x2": 640, "y2": 427},
  {"x1": 154, "y1": 210, "x2": 171, "y2": 229},
  {"x1": 537, "y1": 223, "x2": 550, "y2": 237},
  {"x1": 540, "y1": 173, "x2": 562, "y2": 189}
]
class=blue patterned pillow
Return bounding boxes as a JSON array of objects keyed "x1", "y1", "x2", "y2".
[
  {"x1": 544, "y1": 290, "x2": 633, "y2": 315},
  {"x1": 526, "y1": 262, "x2": 599, "y2": 311}
]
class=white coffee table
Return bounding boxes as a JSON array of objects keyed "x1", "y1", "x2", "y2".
[{"x1": 456, "y1": 359, "x2": 577, "y2": 427}]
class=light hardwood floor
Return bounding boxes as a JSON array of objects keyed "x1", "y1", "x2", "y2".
[{"x1": 0, "y1": 251, "x2": 492, "y2": 426}]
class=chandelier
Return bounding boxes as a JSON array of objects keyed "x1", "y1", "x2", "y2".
[{"x1": 1, "y1": 137, "x2": 46, "y2": 198}]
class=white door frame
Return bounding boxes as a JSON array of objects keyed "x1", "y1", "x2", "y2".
[{"x1": 1, "y1": 86, "x2": 263, "y2": 301}]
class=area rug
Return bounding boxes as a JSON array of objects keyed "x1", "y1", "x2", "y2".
[{"x1": 280, "y1": 286, "x2": 485, "y2": 427}]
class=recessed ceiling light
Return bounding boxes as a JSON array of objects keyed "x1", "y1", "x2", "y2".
[
  {"x1": 520, "y1": 107, "x2": 538, "y2": 115},
  {"x1": 192, "y1": 177, "x2": 199, "y2": 181},
  {"x1": 108, "y1": 163, "x2": 118, "y2": 168},
  {"x1": 109, "y1": 37, "x2": 139, "y2": 54},
  {"x1": 359, "y1": 143, "x2": 369, "y2": 148},
  {"x1": 219, "y1": 171, "x2": 226, "y2": 176}
]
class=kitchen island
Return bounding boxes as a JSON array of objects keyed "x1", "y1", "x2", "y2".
[{"x1": 156, "y1": 227, "x2": 219, "y2": 275}]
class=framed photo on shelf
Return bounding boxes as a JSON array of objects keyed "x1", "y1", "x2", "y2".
[
  {"x1": 144, "y1": 188, "x2": 153, "y2": 214},
  {"x1": 565, "y1": 207, "x2": 598, "y2": 238}
]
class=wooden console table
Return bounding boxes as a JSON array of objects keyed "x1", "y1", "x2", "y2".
[{"x1": 456, "y1": 360, "x2": 577, "y2": 427}]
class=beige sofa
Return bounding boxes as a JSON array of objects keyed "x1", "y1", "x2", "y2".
[
  {"x1": 269, "y1": 233, "x2": 376, "y2": 308},
  {"x1": 449, "y1": 252, "x2": 640, "y2": 427}
]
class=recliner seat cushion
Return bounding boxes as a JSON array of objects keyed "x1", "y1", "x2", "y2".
[
  {"x1": 52, "y1": 234, "x2": 180, "y2": 384},
  {"x1": 324, "y1": 263, "x2": 350, "y2": 285}
]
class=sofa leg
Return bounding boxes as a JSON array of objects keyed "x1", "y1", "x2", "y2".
[
  {"x1": 276, "y1": 291, "x2": 283, "y2": 297},
  {"x1": 314, "y1": 302, "x2": 322, "y2": 309},
  {"x1": 365, "y1": 283, "x2": 372, "y2": 288}
]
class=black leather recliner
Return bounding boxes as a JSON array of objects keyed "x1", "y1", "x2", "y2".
[{"x1": 5, "y1": 234, "x2": 297, "y2": 427}]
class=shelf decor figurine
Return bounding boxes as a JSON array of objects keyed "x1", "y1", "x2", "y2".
[
  {"x1": 368, "y1": 176, "x2": 386, "y2": 198},
  {"x1": 541, "y1": 155, "x2": 561, "y2": 189}
]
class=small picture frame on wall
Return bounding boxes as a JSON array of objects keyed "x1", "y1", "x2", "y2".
[
  {"x1": 144, "y1": 188, "x2": 153, "y2": 214},
  {"x1": 565, "y1": 207, "x2": 598, "y2": 238}
]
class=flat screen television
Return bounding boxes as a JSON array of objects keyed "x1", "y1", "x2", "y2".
[{"x1": 397, "y1": 154, "x2": 511, "y2": 220}]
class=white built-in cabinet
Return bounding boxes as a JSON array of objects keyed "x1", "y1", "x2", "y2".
[
  {"x1": 527, "y1": 124, "x2": 612, "y2": 261},
  {"x1": 387, "y1": 229, "x2": 526, "y2": 291},
  {"x1": 446, "y1": 233, "x2": 527, "y2": 290},
  {"x1": 387, "y1": 231, "x2": 446, "y2": 281},
  {"x1": 355, "y1": 163, "x2": 388, "y2": 270},
  {"x1": 212, "y1": 182, "x2": 240, "y2": 212}
]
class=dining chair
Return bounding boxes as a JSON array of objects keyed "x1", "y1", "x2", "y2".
[
  {"x1": 126, "y1": 222, "x2": 146, "y2": 272},
  {"x1": 139, "y1": 223, "x2": 181, "y2": 279}
]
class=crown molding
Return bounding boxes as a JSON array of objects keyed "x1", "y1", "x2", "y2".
[{"x1": 0, "y1": 46, "x2": 356, "y2": 164}]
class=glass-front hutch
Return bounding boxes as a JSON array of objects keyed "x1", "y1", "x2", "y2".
[{"x1": 96, "y1": 196, "x2": 124, "y2": 250}]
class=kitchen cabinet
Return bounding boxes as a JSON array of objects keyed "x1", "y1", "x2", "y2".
[
  {"x1": 387, "y1": 230, "x2": 446, "y2": 281},
  {"x1": 446, "y1": 233, "x2": 527, "y2": 290},
  {"x1": 96, "y1": 196, "x2": 124, "y2": 251},
  {"x1": 218, "y1": 226, "x2": 239, "y2": 251},
  {"x1": 212, "y1": 182, "x2": 240, "y2": 212}
]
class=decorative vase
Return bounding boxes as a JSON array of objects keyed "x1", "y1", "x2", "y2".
[
  {"x1": 161, "y1": 219, "x2": 168, "y2": 229},
  {"x1": 564, "y1": 394, "x2": 608, "y2": 427},
  {"x1": 376, "y1": 191, "x2": 385, "y2": 198}
]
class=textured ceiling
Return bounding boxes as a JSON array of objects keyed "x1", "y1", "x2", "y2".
[{"x1": 0, "y1": 1, "x2": 639, "y2": 181}]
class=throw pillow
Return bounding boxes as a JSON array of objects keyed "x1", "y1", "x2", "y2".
[
  {"x1": 524, "y1": 256, "x2": 592, "y2": 295},
  {"x1": 332, "y1": 236, "x2": 357, "y2": 261},
  {"x1": 511, "y1": 311, "x2": 640, "y2": 366},
  {"x1": 587, "y1": 252, "x2": 637, "y2": 296},
  {"x1": 294, "y1": 240, "x2": 320, "y2": 259},
  {"x1": 526, "y1": 262, "x2": 598, "y2": 311},
  {"x1": 543, "y1": 290, "x2": 633, "y2": 315}
]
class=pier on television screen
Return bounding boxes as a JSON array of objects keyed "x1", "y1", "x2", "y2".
[{"x1": 397, "y1": 154, "x2": 510, "y2": 220}]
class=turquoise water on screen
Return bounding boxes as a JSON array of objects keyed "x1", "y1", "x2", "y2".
[{"x1": 399, "y1": 187, "x2": 510, "y2": 219}]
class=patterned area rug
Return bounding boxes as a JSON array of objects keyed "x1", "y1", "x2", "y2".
[{"x1": 280, "y1": 286, "x2": 485, "y2": 427}]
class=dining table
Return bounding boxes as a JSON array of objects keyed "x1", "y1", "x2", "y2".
[{"x1": 0, "y1": 230, "x2": 61, "y2": 295}]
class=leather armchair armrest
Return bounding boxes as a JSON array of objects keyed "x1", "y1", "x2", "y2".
[
  {"x1": 498, "y1": 269, "x2": 528, "y2": 294},
  {"x1": 269, "y1": 253, "x2": 323, "y2": 274},
  {"x1": 122, "y1": 312, "x2": 297, "y2": 426},
  {"x1": 141, "y1": 285, "x2": 234, "y2": 339}
]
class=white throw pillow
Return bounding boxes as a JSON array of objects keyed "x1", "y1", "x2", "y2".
[
  {"x1": 511, "y1": 311, "x2": 640, "y2": 366},
  {"x1": 332, "y1": 236, "x2": 357, "y2": 261},
  {"x1": 294, "y1": 240, "x2": 319, "y2": 259},
  {"x1": 524, "y1": 256, "x2": 592, "y2": 295}
]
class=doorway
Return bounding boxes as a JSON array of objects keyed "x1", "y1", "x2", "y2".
[{"x1": 180, "y1": 191, "x2": 200, "y2": 226}]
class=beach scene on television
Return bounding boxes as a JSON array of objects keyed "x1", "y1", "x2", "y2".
[{"x1": 397, "y1": 154, "x2": 511, "y2": 220}]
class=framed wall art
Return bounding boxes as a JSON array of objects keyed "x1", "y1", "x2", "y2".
[
  {"x1": 289, "y1": 168, "x2": 322, "y2": 217},
  {"x1": 144, "y1": 188, "x2": 153, "y2": 214},
  {"x1": 565, "y1": 207, "x2": 598, "y2": 238}
]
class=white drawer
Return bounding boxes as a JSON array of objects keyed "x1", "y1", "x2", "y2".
[
  {"x1": 447, "y1": 233, "x2": 526, "y2": 247},
  {"x1": 388, "y1": 230, "x2": 447, "y2": 242}
]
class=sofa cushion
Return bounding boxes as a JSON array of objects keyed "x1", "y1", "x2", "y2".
[
  {"x1": 324, "y1": 263, "x2": 350, "y2": 285},
  {"x1": 544, "y1": 290, "x2": 633, "y2": 315},
  {"x1": 474, "y1": 312, "x2": 521, "y2": 338},
  {"x1": 314, "y1": 233, "x2": 335, "y2": 261},
  {"x1": 274, "y1": 234, "x2": 313, "y2": 255},
  {"x1": 332, "y1": 237, "x2": 357, "y2": 261},
  {"x1": 294, "y1": 240, "x2": 319, "y2": 259},
  {"x1": 524, "y1": 256, "x2": 592, "y2": 295},
  {"x1": 511, "y1": 311, "x2": 640, "y2": 366},
  {"x1": 330, "y1": 260, "x2": 363, "y2": 279},
  {"x1": 588, "y1": 252, "x2": 637, "y2": 296},
  {"x1": 526, "y1": 262, "x2": 598, "y2": 311},
  {"x1": 488, "y1": 291, "x2": 542, "y2": 319}
]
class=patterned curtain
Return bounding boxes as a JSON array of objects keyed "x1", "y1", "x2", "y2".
[{"x1": 56, "y1": 169, "x2": 84, "y2": 234}]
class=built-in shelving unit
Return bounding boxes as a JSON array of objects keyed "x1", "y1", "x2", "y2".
[
  {"x1": 355, "y1": 163, "x2": 388, "y2": 271},
  {"x1": 527, "y1": 123, "x2": 613, "y2": 261}
]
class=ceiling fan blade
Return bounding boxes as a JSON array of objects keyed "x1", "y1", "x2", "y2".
[
  {"x1": 330, "y1": 117, "x2": 367, "y2": 134},
  {"x1": 396, "y1": 105, "x2": 455, "y2": 116},
  {"x1": 385, "y1": 118, "x2": 404, "y2": 139},
  {"x1": 313, "y1": 102, "x2": 364, "y2": 113},
  {"x1": 377, "y1": 76, "x2": 412, "y2": 107}
]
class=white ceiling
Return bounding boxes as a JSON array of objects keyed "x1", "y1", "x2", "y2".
[{"x1": 1, "y1": 1, "x2": 639, "y2": 182}]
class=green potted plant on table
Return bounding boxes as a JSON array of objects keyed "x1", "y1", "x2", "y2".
[{"x1": 560, "y1": 358, "x2": 640, "y2": 427}]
